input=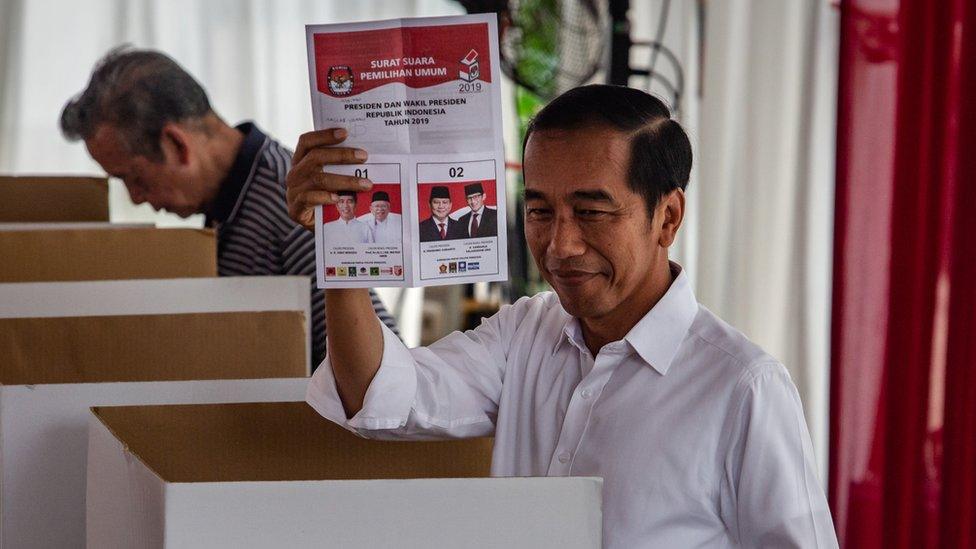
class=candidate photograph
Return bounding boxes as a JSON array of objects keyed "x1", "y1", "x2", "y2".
[
  {"x1": 321, "y1": 190, "x2": 372, "y2": 245},
  {"x1": 357, "y1": 188, "x2": 403, "y2": 246},
  {"x1": 418, "y1": 184, "x2": 467, "y2": 242},
  {"x1": 455, "y1": 181, "x2": 498, "y2": 239}
]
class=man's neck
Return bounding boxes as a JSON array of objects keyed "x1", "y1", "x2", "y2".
[
  {"x1": 197, "y1": 115, "x2": 244, "y2": 211},
  {"x1": 433, "y1": 215, "x2": 449, "y2": 224},
  {"x1": 340, "y1": 216, "x2": 356, "y2": 223},
  {"x1": 579, "y1": 259, "x2": 675, "y2": 356}
]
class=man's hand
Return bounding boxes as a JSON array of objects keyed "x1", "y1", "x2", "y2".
[
  {"x1": 286, "y1": 128, "x2": 383, "y2": 417},
  {"x1": 286, "y1": 128, "x2": 372, "y2": 231}
]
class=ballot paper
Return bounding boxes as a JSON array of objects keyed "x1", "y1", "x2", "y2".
[{"x1": 305, "y1": 14, "x2": 507, "y2": 288}]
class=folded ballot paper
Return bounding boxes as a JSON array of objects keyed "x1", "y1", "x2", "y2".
[{"x1": 305, "y1": 14, "x2": 507, "y2": 288}]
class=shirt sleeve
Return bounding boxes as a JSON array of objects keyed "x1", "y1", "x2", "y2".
[
  {"x1": 306, "y1": 307, "x2": 510, "y2": 441},
  {"x1": 720, "y1": 363, "x2": 839, "y2": 548},
  {"x1": 277, "y1": 225, "x2": 400, "y2": 369}
]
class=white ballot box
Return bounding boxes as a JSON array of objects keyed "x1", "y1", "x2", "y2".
[
  {"x1": 0, "y1": 277, "x2": 312, "y2": 548},
  {"x1": 87, "y1": 402, "x2": 603, "y2": 549}
]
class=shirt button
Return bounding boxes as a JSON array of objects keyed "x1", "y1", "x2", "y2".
[
  {"x1": 557, "y1": 451, "x2": 571, "y2": 463},
  {"x1": 580, "y1": 389, "x2": 592, "y2": 399}
]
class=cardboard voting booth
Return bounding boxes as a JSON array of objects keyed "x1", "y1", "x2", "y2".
[
  {"x1": 0, "y1": 175, "x2": 109, "y2": 222},
  {"x1": 0, "y1": 277, "x2": 313, "y2": 548},
  {"x1": 87, "y1": 402, "x2": 604, "y2": 549},
  {"x1": 0, "y1": 225, "x2": 216, "y2": 282}
]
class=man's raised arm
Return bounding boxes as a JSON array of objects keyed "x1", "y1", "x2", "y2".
[{"x1": 285, "y1": 128, "x2": 382, "y2": 417}]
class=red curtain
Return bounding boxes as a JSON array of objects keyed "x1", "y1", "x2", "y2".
[{"x1": 830, "y1": 0, "x2": 976, "y2": 547}]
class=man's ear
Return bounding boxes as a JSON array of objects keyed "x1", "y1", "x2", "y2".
[
  {"x1": 657, "y1": 189, "x2": 685, "y2": 248},
  {"x1": 160, "y1": 122, "x2": 192, "y2": 166}
]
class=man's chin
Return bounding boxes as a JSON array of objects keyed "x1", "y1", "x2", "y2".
[
  {"x1": 555, "y1": 294, "x2": 608, "y2": 320},
  {"x1": 548, "y1": 278, "x2": 607, "y2": 317},
  {"x1": 158, "y1": 206, "x2": 195, "y2": 218}
]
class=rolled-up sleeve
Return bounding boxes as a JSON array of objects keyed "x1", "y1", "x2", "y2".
[{"x1": 307, "y1": 309, "x2": 509, "y2": 440}]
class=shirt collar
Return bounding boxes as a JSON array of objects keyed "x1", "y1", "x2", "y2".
[
  {"x1": 625, "y1": 263, "x2": 698, "y2": 375},
  {"x1": 559, "y1": 262, "x2": 698, "y2": 376},
  {"x1": 205, "y1": 122, "x2": 267, "y2": 226}
]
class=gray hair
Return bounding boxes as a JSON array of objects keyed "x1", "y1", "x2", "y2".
[{"x1": 59, "y1": 46, "x2": 212, "y2": 160}]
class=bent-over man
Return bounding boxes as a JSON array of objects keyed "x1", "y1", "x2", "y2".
[{"x1": 60, "y1": 47, "x2": 399, "y2": 368}]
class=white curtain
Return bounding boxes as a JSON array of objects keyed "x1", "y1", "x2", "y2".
[
  {"x1": 626, "y1": 0, "x2": 838, "y2": 481},
  {"x1": 695, "y1": 0, "x2": 839, "y2": 480}
]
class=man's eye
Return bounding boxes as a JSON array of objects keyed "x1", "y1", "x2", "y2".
[
  {"x1": 576, "y1": 209, "x2": 607, "y2": 218},
  {"x1": 526, "y1": 207, "x2": 552, "y2": 218}
]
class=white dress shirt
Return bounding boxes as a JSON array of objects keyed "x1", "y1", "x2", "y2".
[
  {"x1": 359, "y1": 212, "x2": 402, "y2": 244},
  {"x1": 321, "y1": 217, "x2": 371, "y2": 245},
  {"x1": 308, "y1": 265, "x2": 838, "y2": 548}
]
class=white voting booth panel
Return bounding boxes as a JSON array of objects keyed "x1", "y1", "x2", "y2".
[
  {"x1": 0, "y1": 277, "x2": 313, "y2": 549},
  {"x1": 87, "y1": 402, "x2": 603, "y2": 549},
  {"x1": 0, "y1": 226, "x2": 218, "y2": 282},
  {"x1": 0, "y1": 276, "x2": 311, "y2": 324},
  {"x1": 0, "y1": 276, "x2": 313, "y2": 377}
]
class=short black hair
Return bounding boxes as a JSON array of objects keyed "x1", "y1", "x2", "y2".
[
  {"x1": 523, "y1": 84, "x2": 692, "y2": 218},
  {"x1": 59, "y1": 46, "x2": 213, "y2": 161}
]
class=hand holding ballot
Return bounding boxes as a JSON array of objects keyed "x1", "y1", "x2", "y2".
[
  {"x1": 304, "y1": 14, "x2": 507, "y2": 288},
  {"x1": 285, "y1": 128, "x2": 371, "y2": 231}
]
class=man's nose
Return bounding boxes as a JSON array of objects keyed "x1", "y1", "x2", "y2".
[{"x1": 547, "y1": 216, "x2": 587, "y2": 259}]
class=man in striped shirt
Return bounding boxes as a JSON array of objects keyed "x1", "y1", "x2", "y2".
[{"x1": 59, "y1": 47, "x2": 399, "y2": 369}]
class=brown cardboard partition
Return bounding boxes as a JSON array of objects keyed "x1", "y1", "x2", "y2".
[
  {"x1": 92, "y1": 402, "x2": 494, "y2": 482},
  {"x1": 0, "y1": 227, "x2": 216, "y2": 282},
  {"x1": 0, "y1": 175, "x2": 109, "y2": 222},
  {"x1": 0, "y1": 311, "x2": 307, "y2": 385}
]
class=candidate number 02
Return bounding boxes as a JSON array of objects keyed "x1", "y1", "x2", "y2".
[{"x1": 449, "y1": 167, "x2": 464, "y2": 178}]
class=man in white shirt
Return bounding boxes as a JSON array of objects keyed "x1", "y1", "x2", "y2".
[
  {"x1": 284, "y1": 84, "x2": 838, "y2": 548},
  {"x1": 359, "y1": 191, "x2": 402, "y2": 245},
  {"x1": 321, "y1": 190, "x2": 371, "y2": 245}
]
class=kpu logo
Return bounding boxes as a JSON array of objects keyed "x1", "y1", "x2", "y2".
[{"x1": 328, "y1": 66, "x2": 354, "y2": 96}]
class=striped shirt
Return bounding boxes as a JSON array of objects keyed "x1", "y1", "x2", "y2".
[{"x1": 205, "y1": 122, "x2": 399, "y2": 370}]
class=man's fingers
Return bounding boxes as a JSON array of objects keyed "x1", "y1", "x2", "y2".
[
  {"x1": 288, "y1": 147, "x2": 368, "y2": 187},
  {"x1": 286, "y1": 129, "x2": 373, "y2": 232},
  {"x1": 290, "y1": 154, "x2": 372, "y2": 192},
  {"x1": 312, "y1": 171, "x2": 372, "y2": 193},
  {"x1": 287, "y1": 189, "x2": 338, "y2": 230},
  {"x1": 293, "y1": 128, "x2": 350, "y2": 163},
  {"x1": 285, "y1": 173, "x2": 372, "y2": 231},
  {"x1": 301, "y1": 145, "x2": 369, "y2": 167}
]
